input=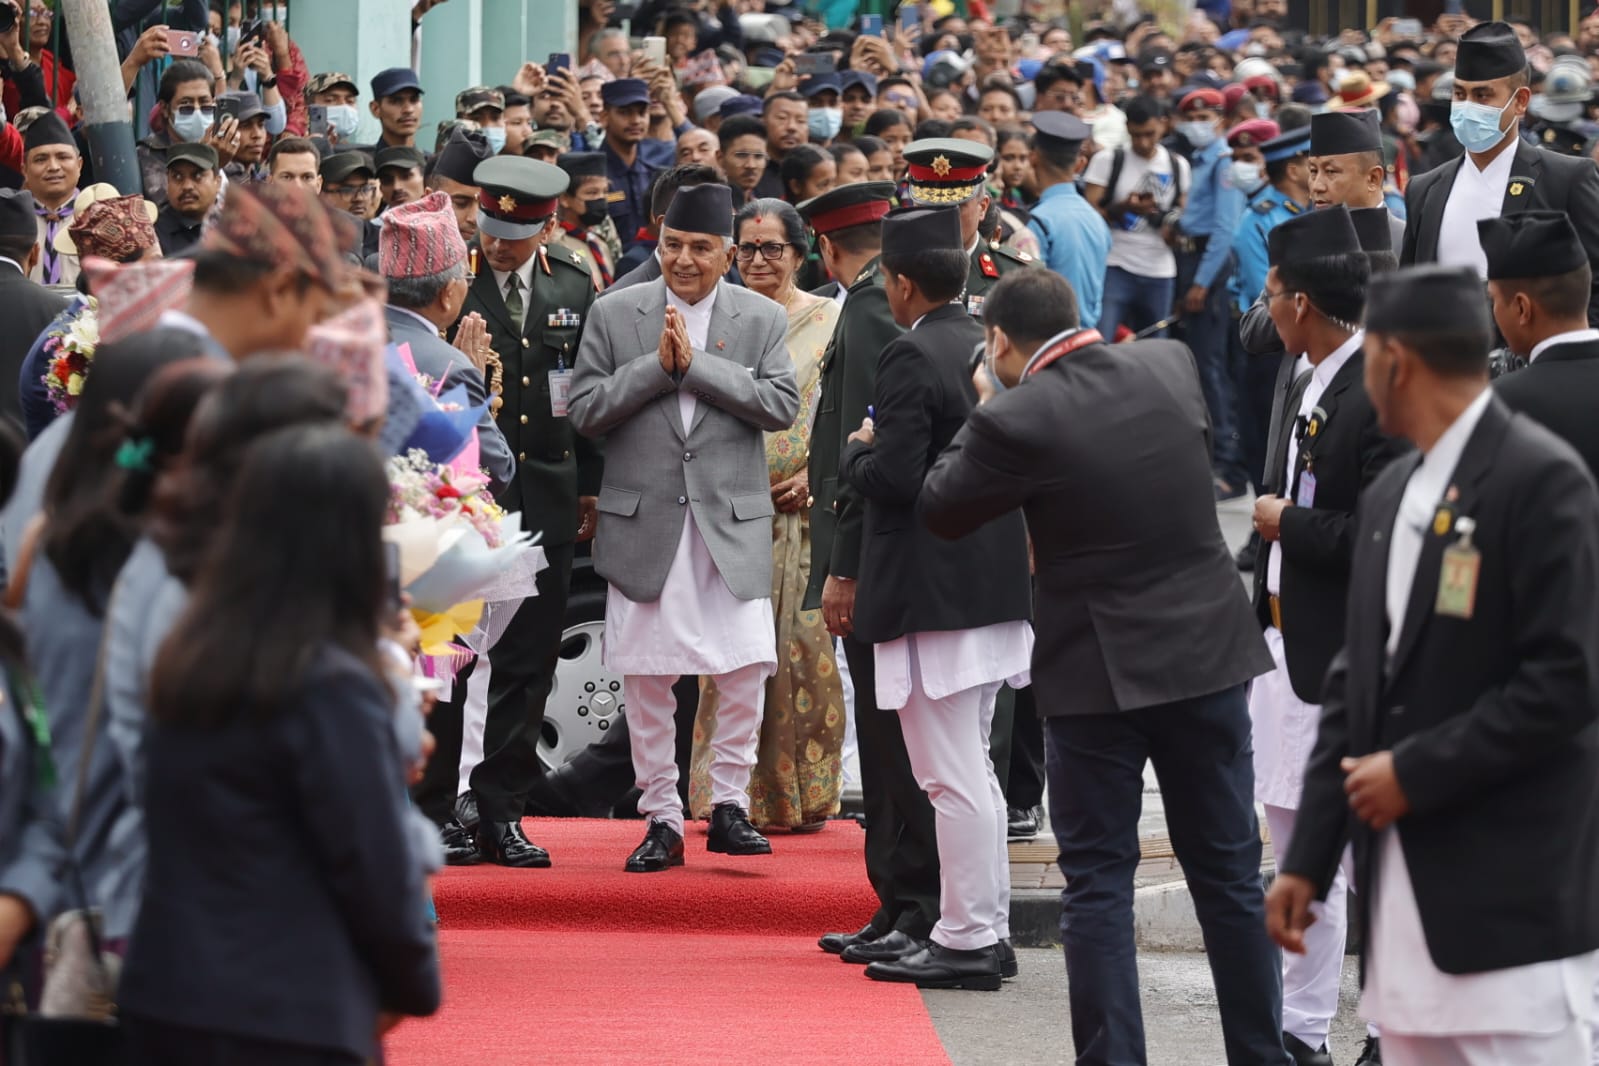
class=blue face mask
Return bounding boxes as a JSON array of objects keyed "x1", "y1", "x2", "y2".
[
  {"x1": 171, "y1": 106, "x2": 213, "y2": 143},
  {"x1": 482, "y1": 125, "x2": 507, "y2": 155},
  {"x1": 326, "y1": 104, "x2": 360, "y2": 139},
  {"x1": 1450, "y1": 97, "x2": 1514, "y2": 154},
  {"x1": 263, "y1": 99, "x2": 287, "y2": 136},
  {"x1": 807, "y1": 106, "x2": 843, "y2": 141},
  {"x1": 1178, "y1": 119, "x2": 1217, "y2": 148}
]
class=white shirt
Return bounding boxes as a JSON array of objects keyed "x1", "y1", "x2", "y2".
[
  {"x1": 1082, "y1": 143, "x2": 1187, "y2": 280},
  {"x1": 1266, "y1": 333, "x2": 1362, "y2": 597},
  {"x1": 1364, "y1": 386, "x2": 1599, "y2": 1033},
  {"x1": 1529, "y1": 327, "x2": 1599, "y2": 364},
  {"x1": 666, "y1": 283, "x2": 717, "y2": 431},
  {"x1": 1435, "y1": 139, "x2": 1518, "y2": 278}
]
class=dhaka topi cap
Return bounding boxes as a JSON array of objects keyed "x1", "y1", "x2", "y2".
[
  {"x1": 557, "y1": 151, "x2": 606, "y2": 181},
  {"x1": 58, "y1": 189, "x2": 159, "y2": 260},
  {"x1": 602, "y1": 78, "x2": 651, "y2": 109},
  {"x1": 84, "y1": 256, "x2": 197, "y2": 344},
  {"x1": 304, "y1": 297, "x2": 390, "y2": 426},
  {"x1": 23, "y1": 112, "x2": 74, "y2": 153},
  {"x1": 432, "y1": 129, "x2": 494, "y2": 186},
  {"x1": 880, "y1": 204, "x2": 962, "y2": 258},
  {"x1": 1227, "y1": 118, "x2": 1280, "y2": 150},
  {"x1": 1261, "y1": 126, "x2": 1311, "y2": 163},
  {"x1": 380, "y1": 190, "x2": 468, "y2": 279},
  {"x1": 0, "y1": 189, "x2": 35, "y2": 240},
  {"x1": 1310, "y1": 109, "x2": 1382, "y2": 156},
  {"x1": 903, "y1": 137, "x2": 992, "y2": 205},
  {"x1": 1455, "y1": 21, "x2": 1527, "y2": 82},
  {"x1": 1365, "y1": 265, "x2": 1491, "y2": 335},
  {"x1": 797, "y1": 180, "x2": 896, "y2": 235},
  {"x1": 1479, "y1": 211, "x2": 1587, "y2": 280},
  {"x1": 166, "y1": 142, "x2": 220, "y2": 172},
  {"x1": 662, "y1": 182, "x2": 734, "y2": 237},
  {"x1": 1349, "y1": 206, "x2": 1394, "y2": 253},
  {"x1": 473, "y1": 155, "x2": 567, "y2": 240},
  {"x1": 1268, "y1": 203, "x2": 1361, "y2": 268},
  {"x1": 203, "y1": 181, "x2": 345, "y2": 292},
  {"x1": 375, "y1": 146, "x2": 427, "y2": 174}
]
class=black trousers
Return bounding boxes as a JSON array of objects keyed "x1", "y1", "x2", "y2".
[
  {"x1": 843, "y1": 635, "x2": 939, "y2": 939},
  {"x1": 1004, "y1": 683, "x2": 1046, "y2": 810},
  {"x1": 414, "y1": 542, "x2": 575, "y2": 826},
  {"x1": 121, "y1": 1015, "x2": 364, "y2": 1066}
]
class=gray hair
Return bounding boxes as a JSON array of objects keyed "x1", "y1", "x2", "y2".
[
  {"x1": 387, "y1": 259, "x2": 467, "y2": 309},
  {"x1": 588, "y1": 27, "x2": 627, "y2": 53}
]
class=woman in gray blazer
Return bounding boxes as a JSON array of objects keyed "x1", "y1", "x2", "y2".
[{"x1": 118, "y1": 426, "x2": 440, "y2": 1065}]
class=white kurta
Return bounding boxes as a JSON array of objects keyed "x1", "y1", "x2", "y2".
[
  {"x1": 601, "y1": 283, "x2": 777, "y2": 678},
  {"x1": 1434, "y1": 141, "x2": 1516, "y2": 279},
  {"x1": 874, "y1": 621, "x2": 1033, "y2": 712},
  {"x1": 1365, "y1": 387, "x2": 1599, "y2": 1036}
]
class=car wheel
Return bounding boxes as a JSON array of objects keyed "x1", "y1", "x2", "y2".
[{"x1": 538, "y1": 582, "x2": 625, "y2": 772}]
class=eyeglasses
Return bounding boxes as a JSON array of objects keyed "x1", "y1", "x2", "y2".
[
  {"x1": 735, "y1": 241, "x2": 791, "y2": 262},
  {"x1": 329, "y1": 182, "x2": 378, "y2": 199},
  {"x1": 728, "y1": 150, "x2": 767, "y2": 164},
  {"x1": 175, "y1": 104, "x2": 216, "y2": 118},
  {"x1": 1265, "y1": 288, "x2": 1299, "y2": 302}
]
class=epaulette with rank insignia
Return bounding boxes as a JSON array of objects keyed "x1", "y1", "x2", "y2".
[
  {"x1": 1253, "y1": 198, "x2": 1280, "y2": 214},
  {"x1": 542, "y1": 239, "x2": 591, "y2": 277},
  {"x1": 990, "y1": 244, "x2": 1034, "y2": 266}
]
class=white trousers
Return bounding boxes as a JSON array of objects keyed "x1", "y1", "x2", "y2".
[
  {"x1": 625, "y1": 664, "x2": 766, "y2": 835},
  {"x1": 1382, "y1": 1024, "x2": 1592, "y2": 1066},
  {"x1": 896, "y1": 678, "x2": 1009, "y2": 951},
  {"x1": 836, "y1": 638, "x2": 862, "y2": 791},
  {"x1": 455, "y1": 600, "x2": 516, "y2": 797},
  {"x1": 1265, "y1": 803, "x2": 1362, "y2": 1049}
]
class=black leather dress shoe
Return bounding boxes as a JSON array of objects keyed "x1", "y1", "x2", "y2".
[
  {"x1": 440, "y1": 818, "x2": 481, "y2": 866},
  {"x1": 707, "y1": 803, "x2": 772, "y2": 856},
  {"x1": 841, "y1": 930, "x2": 928, "y2": 964},
  {"x1": 1006, "y1": 805, "x2": 1041, "y2": 841},
  {"x1": 625, "y1": 821, "x2": 685, "y2": 873},
  {"x1": 1353, "y1": 1035, "x2": 1382, "y2": 1065},
  {"x1": 819, "y1": 924, "x2": 882, "y2": 956},
  {"x1": 475, "y1": 820, "x2": 552, "y2": 868},
  {"x1": 996, "y1": 938, "x2": 1019, "y2": 979},
  {"x1": 1284, "y1": 1033, "x2": 1333, "y2": 1066},
  {"x1": 454, "y1": 790, "x2": 479, "y2": 832},
  {"x1": 865, "y1": 943, "x2": 1003, "y2": 991}
]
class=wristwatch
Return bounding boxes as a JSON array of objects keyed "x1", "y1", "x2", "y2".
[{"x1": 260, "y1": 75, "x2": 278, "y2": 89}]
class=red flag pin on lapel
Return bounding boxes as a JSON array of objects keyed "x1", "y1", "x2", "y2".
[{"x1": 716, "y1": 339, "x2": 725, "y2": 350}]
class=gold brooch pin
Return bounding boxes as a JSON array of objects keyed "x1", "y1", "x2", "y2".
[
  {"x1": 1432, "y1": 507, "x2": 1453, "y2": 537},
  {"x1": 1509, "y1": 182, "x2": 1525, "y2": 197}
]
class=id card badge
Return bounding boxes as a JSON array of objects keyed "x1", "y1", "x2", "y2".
[
  {"x1": 548, "y1": 368, "x2": 573, "y2": 417},
  {"x1": 1435, "y1": 516, "x2": 1480, "y2": 619},
  {"x1": 1295, "y1": 469, "x2": 1317, "y2": 508}
]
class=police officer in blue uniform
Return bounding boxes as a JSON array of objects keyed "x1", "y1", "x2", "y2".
[{"x1": 1232, "y1": 124, "x2": 1311, "y2": 315}]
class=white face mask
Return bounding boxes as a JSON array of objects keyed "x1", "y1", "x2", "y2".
[
  {"x1": 326, "y1": 104, "x2": 360, "y2": 139},
  {"x1": 1228, "y1": 161, "x2": 1262, "y2": 190}
]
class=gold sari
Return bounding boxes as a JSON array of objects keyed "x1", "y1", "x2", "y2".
[{"x1": 689, "y1": 290, "x2": 846, "y2": 828}]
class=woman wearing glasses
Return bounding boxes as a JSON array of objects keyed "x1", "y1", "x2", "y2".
[{"x1": 689, "y1": 198, "x2": 846, "y2": 833}]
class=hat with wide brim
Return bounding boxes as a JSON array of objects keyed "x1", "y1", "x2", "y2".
[
  {"x1": 1333, "y1": 72, "x2": 1391, "y2": 111},
  {"x1": 56, "y1": 183, "x2": 158, "y2": 256}
]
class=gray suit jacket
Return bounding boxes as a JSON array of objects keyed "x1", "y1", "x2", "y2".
[
  {"x1": 569, "y1": 278, "x2": 800, "y2": 603},
  {"x1": 384, "y1": 305, "x2": 515, "y2": 494}
]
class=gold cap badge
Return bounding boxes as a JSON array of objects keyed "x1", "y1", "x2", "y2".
[
  {"x1": 931, "y1": 154, "x2": 952, "y2": 177},
  {"x1": 498, "y1": 194, "x2": 518, "y2": 212}
]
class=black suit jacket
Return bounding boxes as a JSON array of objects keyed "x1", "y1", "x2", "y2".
[
  {"x1": 450, "y1": 242, "x2": 602, "y2": 543},
  {"x1": 1493, "y1": 336, "x2": 1599, "y2": 478},
  {"x1": 1251, "y1": 349, "x2": 1412, "y2": 701},
  {"x1": 1283, "y1": 396, "x2": 1599, "y2": 975},
  {"x1": 1401, "y1": 139, "x2": 1599, "y2": 325},
  {"x1": 384, "y1": 305, "x2": 515, "y2": 494},
  {"x1": 119, "y1": 648, "x2": 441, "y2": 1058},
  {"x1": 841, "y1": 304, "x2": 1031, "y2": 644},
  {"x1": 608, "y1": 250, "x2": 661, "y2": 292},
  {"x1": 0, "y1": 266, "x2": 68, "y2": 422},
  {"x1": 922, "y1": 338, "x2": 1271, "y2": 715}
]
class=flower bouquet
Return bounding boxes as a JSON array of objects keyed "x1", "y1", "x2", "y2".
[{"x1": 41, "y1": 300, "x2": 99, "y2": 417}]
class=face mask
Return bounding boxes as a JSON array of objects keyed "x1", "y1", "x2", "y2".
[
  {"x1": 482, "y1": 125, "x2": 507, "y2": 154},
  {"x1": 263, "y1": 98, "x2": 287, "y2": 136},
  {"x1": 1450, "y1": 97, "x2": 1515, "y2": 153},
  {"x1": 171, "y1": 107, "x2": 213, "y2": 142},
  {"x1": 1178, "y1": 120, "x2": 1217, "y2": 148},
  {"x1": 578, "y1": 197, "x2": 608, "y2": 227},
  {"x1": 326, "y1": 104, "x2": 360, "y2": 139},
  {"x1": 1228, "y1": 161, "x2": 1262, "y2": 190},
  {"x1": 1328, "y1": 68, "x2": 1348, "y2": 90},
  {"x1": 983, "y1": 336, "x2": 1009, "y2": 394},
  {"x1": 225, "y1": 25, "x2": 240, "y2": 51},
  {"x1": 807, "y1": 106, "x2": 843, "y2": 140}
]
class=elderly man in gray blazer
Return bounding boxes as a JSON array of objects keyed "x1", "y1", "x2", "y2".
[{"x1": 570, "y1": 183, "x2": 799, "y2": 873}]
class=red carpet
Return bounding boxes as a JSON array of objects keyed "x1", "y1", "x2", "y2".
[{"x1": 386, "y1": 818, "x2": 952, "y2": 1066}]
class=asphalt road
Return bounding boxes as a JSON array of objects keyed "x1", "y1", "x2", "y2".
[{"x1": 927, "y1": 948, "x2": 1368, "y2": 1066}]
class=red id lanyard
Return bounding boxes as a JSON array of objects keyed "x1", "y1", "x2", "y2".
[{"x1": 1024, "y1": 329, "x2": 1104, "y2": 377}]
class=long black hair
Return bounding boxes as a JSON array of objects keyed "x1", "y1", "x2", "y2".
[
  {"x1": 42, "y1": 328, "x2": 211, "y2": 616},
  {"x1": 779, "y1": 144, "x2": 830, "y2": 203},
  {"x1": 150, "y1": 357, "x2": 348, "y2": 584},
  {"x1": 149, "y1": 425, "x2": 391, "y2": 727}
]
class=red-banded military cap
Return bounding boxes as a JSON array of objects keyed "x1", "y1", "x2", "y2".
[
  {"x1": 903, "y1": 138, "x2": 993, "y2": 206},
  {"x1": 472, "y1": 155, "x2": 567, "y2": 240},
  {"x1": 1178, "y1": 87, "x2": 1227, "y2": 113},
  {"x1": 796, "y1": 180, "x2": 897, "y2": 234},
  {"x1": 1227, "y1": 118, "x2": 1281, "y2": 150}
]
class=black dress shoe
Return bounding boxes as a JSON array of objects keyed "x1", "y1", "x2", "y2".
[
  {"x1": 440, "y1": 818, "x2": 481, "y2": 866},
  {"x1": 865, "y1": 942, "x2": 1003, "y2": 991},
  {"x1": 996, "y1": 938, "x2": 1018, "y2": 979},
  {"x1": 475, "y1": 820, "x2": 552, "y2": 868},
  {"x1": 625, "y1": 820, "x2": 685, "y2": 873},
  {"x1": 453, "y1": 790, "x2": 479, "y2": 832},
  {"x1": 819, "y1": 924, "x2": 882, "y2": 956},
  {"x1": 841, "y1": 930, "x2": 928, "y2": 964},
  {"x1": 707, "y1": 803, "x2": 772, "y2": 856},
  {"x1": 1284, "y1": 1033, "x2": 1333, "y2": 1066},
  {"x1": 1353, "y1": 1035, "x2": 1382, "y2": 1066},
  {"x1": 1006, "y1": 805, "x2": 1041, "y2": 841}
]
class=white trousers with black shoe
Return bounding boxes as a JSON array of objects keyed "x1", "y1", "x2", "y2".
[
  {"x1": 1264, "y1": 803, "x2": 1359, "y2": 1051},
  {"x1": 624, "y1": 665, "x2": 766, "y2": 836}
]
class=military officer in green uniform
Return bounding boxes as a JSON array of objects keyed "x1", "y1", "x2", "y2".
[
  {"x1": 901, "y1": 138, "x2": 1036, "y2": 319},
  {"x1": 800, "y1": 180, "x2": 944, "y2": 961},
  {"x1": 439, "y1": 155, "x2": 602, "y2": 868}
]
